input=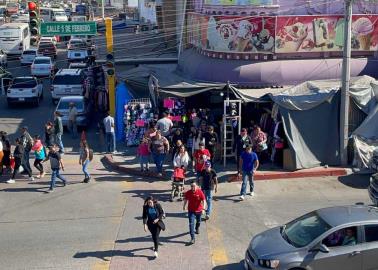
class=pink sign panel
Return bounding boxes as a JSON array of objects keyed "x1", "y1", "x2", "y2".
[
  {"x1": 135, "y1": 119, "x2": 145, "y2": 127},
  {"x1": 163, "y1": 98, "x2": 175, "y2": 109},
  {"x1": 172, "y1": 116, "x2": 182, "y2": 122}
]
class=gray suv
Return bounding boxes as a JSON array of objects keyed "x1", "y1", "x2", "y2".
[{"x1": 245, "y1": 205, "x2": 378, "y2": 270}]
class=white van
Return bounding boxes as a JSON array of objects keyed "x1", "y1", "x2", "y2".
[
  {"x1": 40, "y1": 8, "x2": 68, "y2": 22},
  {"x1": 51, "y1": 69, "x2": 84, "y2": 104},
  {"x1": 0, "y1": 23, "x2": 30, "y2": 55}
]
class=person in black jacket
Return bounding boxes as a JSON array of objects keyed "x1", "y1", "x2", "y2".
[
  {"x1": 142, "y1": 196, "x2": 165, "y2": 258},
  {"x1": 7, "y1": 138, "x2": 33, "y2": 184},
  {"x1": 233, "y1": 128, "x2": 253, "y2": 172}
]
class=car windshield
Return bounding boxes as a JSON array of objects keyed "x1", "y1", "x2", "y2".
[
  {"x1": 12, "y1": 78, "x2": 36, "y2": 88},
  {"x1": 57, "y1": 100, "x2": 84, "y2": 110},
  {"x1": 39, "y1": 43, "x2": 54, "y2": 49},
  {"x1": 282, "y1": 211, "x2": 331, "y2": 248},
  {"x1": 23, "y1": 50, "x2": 36, "y2": 55},
  {"x1": 34, "y1": 58, "x2": 50, "y2": 64},
  {"x1": 53, "y1": 75, "x2": 82, "y2": 85}
]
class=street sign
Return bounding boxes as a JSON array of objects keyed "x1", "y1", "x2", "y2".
[{"x1": 40, "y1": 22, "x2": 97, "y2": 36}]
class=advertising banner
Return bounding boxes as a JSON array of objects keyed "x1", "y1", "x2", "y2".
[
  {"x1": 188, "y1": 13, "x2": 276, "y2": 53},
  {"x1": 275, "y1": 15, "x2": 378, "y2": 53},
  {"x1": 204, "y1": 0, "x2": 274, "y2": 5}
]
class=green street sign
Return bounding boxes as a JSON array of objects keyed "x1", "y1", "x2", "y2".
[{"x1": 40, "y1": 22, "x2": 97, "y2": 36}]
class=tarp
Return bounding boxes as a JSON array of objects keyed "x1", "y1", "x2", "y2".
[
  {"x1": 229, "y1": 85, "x2": 289, "y2": 103},
  {"x1": 269, "y1": 75, "x2": 378, "y2": 170},
  {"x1": 115, "y1": 82, "x2": 132, "y2": 142}
]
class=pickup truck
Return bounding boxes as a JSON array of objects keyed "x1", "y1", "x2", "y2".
[{"x1": 7, "y1": 76, "x2": 43, "y2": 107}]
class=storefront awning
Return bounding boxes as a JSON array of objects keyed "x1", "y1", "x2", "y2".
[{"x1": 230, "y1": 85, "x2": 290, "y2": 102}]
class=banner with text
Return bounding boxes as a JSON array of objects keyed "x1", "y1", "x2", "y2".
[{"x1": 40, "y1": 22, "x2": 97, "y2": 36}]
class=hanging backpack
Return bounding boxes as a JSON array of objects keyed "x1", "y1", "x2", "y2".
[{"x1": 88, "y1": 149, "x2": 94, "y2": 161}]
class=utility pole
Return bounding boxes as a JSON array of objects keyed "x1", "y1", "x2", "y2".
[
  {"x1": 340, "y1": 0, "x2": 353, "y2": 166},
  {"x1": 101, "y1": 0, "x2": 105, "y2": 20}
]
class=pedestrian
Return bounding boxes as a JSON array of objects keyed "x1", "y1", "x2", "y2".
[
  {"x1": 156, "y1": 111, "x2": 173, "y2": 137},
  {"x1": 137, "y1": 137, "x2": 150, "y2": 172},
  {"x1": 7, "y1": 138, "x2": 34, "y2": 183},
  {"x1": 233, "y1": 128, "x2": 253, "y2": 172},
  {"x1": 44, "y1": 121, "x2": 55, "y2": 147},
  {"x1": 204, "y1": 125, "x2": 218, "y2": 164},
  {"x1": 193, "y1": 142, "x2": 211, "y2": 182},
  {"x1": 171, "y1": 139, "x2": 183, "y2": 161},
  {"x1": 103, "y1": 112, "x2": 116, "y2": 153},
  {"x1": 142, "y1": 196, "x2": 166, "y2": 258},
  {"x1": 79, "y1": 140, "x2": 91, "y2": 183},
  {"x1": 199, "y1": 161, "x2": 218, "y2": 220},
  {"x1": 192, "y1": 129, "x2": 205, "y2": 157},
  {"x1": 20, "y1": 126, "x2": 33, "y2": 176},
  {"x1": 0, "y1": 133, "x2": 3, "y2": 176},
  {"x1": 149, "y1": 130, "x2": 169, "y2": 176},
  {"x1": 68, "y1": 102, "x2": 78, "y2": 138},
  {"x1": 238, "y1": 145, "x2": 259, "y2": 200},
  {"x1": 251, "y1": 125, "x2": 268, "y2": 163},
  {"x1": 32, "y1": 135, "x2": 46, "y2": 179},
  {"x1": 0, "y1": 132, "x2": 11, "y2": 175},
  {"x1": 54, "y1": 111, "x2": 64, "y2": 154},
  {"x1": 173, "y1": 145, "x2": 190, "y2": 170},
  {"x1": 43, "y1": 144, "x2": 67, "y2": 192},
  {"x1": 172, "y1": 128, "x2": 184, "y2": 146},
  {"x1": 183, "y1": 182, "x2": 206, "y2": 245}
]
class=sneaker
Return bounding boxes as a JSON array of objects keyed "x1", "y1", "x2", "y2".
[
  {"x1": 154, "y1": 251, "x2": 158, "y2": 258},
  {"x1": 205, "y1": 215, "x2": 210, "y2": 220},
  {"x1": 40, "y1": 172, "x2": 46, "y2": 178},
  {"x1": 240, "y1": 195, "x2": 245, "y2": 200},
  {"x1": 190, "y1": 239, "x2": 195, "y2": 245},
  {"x1": 250, "y1": 191, "x2": 255, "y2": 197},
  {"x1": 195, "y1": 229, "x2": 199, "y2": 235},
  {"x1": 63, "y1": 181, "x2": 66, "y2": 187},
  {"x1": 47, "y1": 188, "x2": 54, "y2": 193},
  {"x1": 6, "y1": 179, "x2": 15, "y2": 184},
  {"x1": 29, "y1": 176, "x2": 35, "y2": 181}
]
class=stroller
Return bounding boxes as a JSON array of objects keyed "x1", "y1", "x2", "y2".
[{"x1": 171, "y1": 167, "x2": 186, "y2": 201}]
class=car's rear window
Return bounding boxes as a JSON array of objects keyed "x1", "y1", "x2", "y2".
[
  {"x1": 12, "y1": 78, "x2": 36, "y2": 88},
  {"x1": 23, "y1": 50, "x2": 36, "y2": 55},
  {"x1": 53, "y1": 74, "x2": 82, "y2": 85},
  {"x1": 39, "y1": 43, "x2": 55, "y2": 49},
  {"x1": 34, "y1": 58, "x2": 50, "y2": 64},
  {"x1": 58, "y1": 100, "x2": 84, "y2": 110}
]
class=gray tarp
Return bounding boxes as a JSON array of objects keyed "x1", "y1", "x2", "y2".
[{"x1": 269, "y1": 76, "x2": 378, "y2": 170}]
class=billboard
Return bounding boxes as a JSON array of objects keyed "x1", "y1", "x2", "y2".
[
  {"x1": 188, "y1": 13, "x2": 378, "y2": 55},
  {"x1": 276, "y1": 15, "x2": 378, "y2": 53},
  {"x1": 188, "y1": 13, "x2": 276, "y2": 53},
  {"x1": 204, "y1": 0, "x2": 274, "y2": 5}
]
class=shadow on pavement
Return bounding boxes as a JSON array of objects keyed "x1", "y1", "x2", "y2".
[
  {"x1": 73, "y1": 247, "x2": 155, "y2": 261},
  {"x1": 116, "y1": 232, "x2": 189, "y2": 245},
  {"x1": 213, "y1": 261, "x2": 244, "y2": 270},
  {"x1": 338, "y1": 173, "x2": 371, "y2": 189},
  {"x1": 1, "y1": 187, "x2": 48, "y2": 193}
]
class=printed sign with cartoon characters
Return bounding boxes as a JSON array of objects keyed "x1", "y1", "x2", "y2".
[
  {"x1": 188, "y1": 13, "x2": 276, "y2": 53},
  {"x1": 275, "y1": 15, "x2": 378, "y2": 53}
]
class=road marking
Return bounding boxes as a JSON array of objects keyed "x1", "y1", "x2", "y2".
[{"x1": 206, "y1": 202, "x2": 229, "y2": 266}]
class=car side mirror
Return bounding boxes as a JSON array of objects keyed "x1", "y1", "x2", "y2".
[{"x1": 310, "y1": 243, "x2": 330, "y2": 253}]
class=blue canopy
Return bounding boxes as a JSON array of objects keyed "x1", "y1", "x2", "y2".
[{"x1": 115, "y1": 82, "x2": 132, "y2": 141}]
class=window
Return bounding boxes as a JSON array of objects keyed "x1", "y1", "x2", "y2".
[
  {"x1": 12, "y1": 78, "x2": 37, "y2": 88},
  {"x1": 34, "y1": 58, "x2": 50, "y2": 64},
  {"x1": 57, "y1": 100, "x2": 84, "y2": 110},
  {"x1": 364, "y1": 225, "x2": 378, "y2": 243},
  {"x1": 53, "y1": 75, "x2": 82, "y2": 85},
  {"x1": 322, "y1": 227, "x2": 358, "y2": 247},
  {"x1": 40, "y1": 9, "x2": 50, "y2": 16}
]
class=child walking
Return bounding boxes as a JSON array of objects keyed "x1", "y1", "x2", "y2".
[{"x1": 137, "y1": 138, "x2": 150, "y2": 172}]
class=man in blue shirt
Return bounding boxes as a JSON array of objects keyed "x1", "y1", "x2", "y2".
[{"x1": 238, "y1": 145, "x2": 259, "y2": 200}]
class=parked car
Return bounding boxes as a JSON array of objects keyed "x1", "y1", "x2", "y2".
[
  {"x1": 50, "y1": 68, "x2": 84, "y2": 104},
  {"x1": 244, "y1": 205, "x2": 378, "y2": 270},
  {"x1": 37, "y1": 41, "x2": 57, "y2": 59},
  {"x1": 7, "y1": 76, "x2": 43, "y2": 107},
  {"x1": 31, "y1": 56, "x2": 54, "y2": 77},
  {"x1": 55, "y1": 96, "x2": 91, "y2": 128},
  {"x1": 20, "y1": 49, "x2": 39, "y2": 65},
  {"x1": 39, "y1": 36, "x2": 57, "y2": 46},
  {"x1": 0, "y1": 49, "x2": 7, "y2": 67}
]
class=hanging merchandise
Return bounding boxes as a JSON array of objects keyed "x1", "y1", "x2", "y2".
[
  {"x1": 124, "y1": 98, "x2": 153, "y2": 146},
  {"x1": 163, "y1": 97, "x2": 186, "y2": 123}
]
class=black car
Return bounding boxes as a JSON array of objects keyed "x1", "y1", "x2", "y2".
[{"x1": 37, "y1": 42, "x2": 57, "y2": 59}]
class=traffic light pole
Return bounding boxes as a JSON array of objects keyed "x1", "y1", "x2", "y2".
[
  {"x1": 105, "y1": 18, "x2": 116, "y2": 117},
  {"x1": 340, "y1": 0, "x2": 353, "y2": 166}
]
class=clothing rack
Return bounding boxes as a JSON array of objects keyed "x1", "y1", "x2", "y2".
[{"x1": 127, "y1": 98, "x2": 151, "y2": 106}]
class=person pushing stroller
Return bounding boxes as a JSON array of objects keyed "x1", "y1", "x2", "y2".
[{"x1": 171, "y1": 145, "x2": 190, "y2": 201}]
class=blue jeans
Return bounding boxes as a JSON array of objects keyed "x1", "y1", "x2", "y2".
[
  {"x1": 50, "y1": 169, "x2": 67, "y2": 190},
  {"x1": 82, "y1": 160, "x2": 90, "y2": 178},
  {"x1": 105, "y1": 132, "x2": 116, "y2": 153},
  {"x1": 55, "y1": 133, "x2": 64, "y2": 153},
  {"x1": 68, "y1": 120, "x2": 77, "y2": 138},
  {"x1": 139, "y1": 155, "x2": 149, "y2": 170},
  {"x1": 203, "y1": 189, "x2": 213, "y2": 216},
  {"x1": 152, "y1": 153, "x2": 165, "y2": 173},
  {"x1": 188, "y1": 211, "x2": 202, "y2": 240},
  {"x1": 240, "y1": 171, "x2": 254, "y2": 196},
  {"x1": 22, "y1": 149, "x2": 32, "y2": 173}
]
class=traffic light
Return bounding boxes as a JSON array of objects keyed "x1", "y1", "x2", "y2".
[
  {"x1": 106, "y1": 53, "x2": 115, "y2": 76},
  {"x1": 28, "y1": 1, "x2": 39, "y2": 39}
]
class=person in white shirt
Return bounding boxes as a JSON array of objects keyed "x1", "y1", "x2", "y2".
[
  {"x1": 156, "y1": 112, "x2": 173, "y2": 137},
  {"x1": 173, "y1": 145, "x2": 190, "y2": 169},
  {"x1": 103, "y1": 112, "x2": 116, "y2": 153},
  {"x1": 68, "y1": 102, "x2": 78, "y2": 139}
]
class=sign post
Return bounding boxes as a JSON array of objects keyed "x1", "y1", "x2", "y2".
[
  {"x1": 40, "y1": 22, "x2": 97, "y2": 36},
  {"x1": 105, "y1": 18, "x2": 115, "y2": 117}
]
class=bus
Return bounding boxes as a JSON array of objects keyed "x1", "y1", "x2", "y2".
[{"x1": 0, "y1": 23, "x2": 30, "y2": 55}]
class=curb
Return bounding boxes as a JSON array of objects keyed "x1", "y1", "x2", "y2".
[
  {"x1": 228, "y1": 168, "x2": 348, "y2": 182},
  {"x1": 102, "y1": 154, "x2": 348, "y2": 182}
]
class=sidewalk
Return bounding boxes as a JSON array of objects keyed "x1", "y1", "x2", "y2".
[{"x1": 102, "y1": 147, "x2": 349, "y2": 182}]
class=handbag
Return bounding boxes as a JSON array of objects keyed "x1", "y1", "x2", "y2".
[{"x1": 157, "y1": 220, "x2": 166, "y2": 231}]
